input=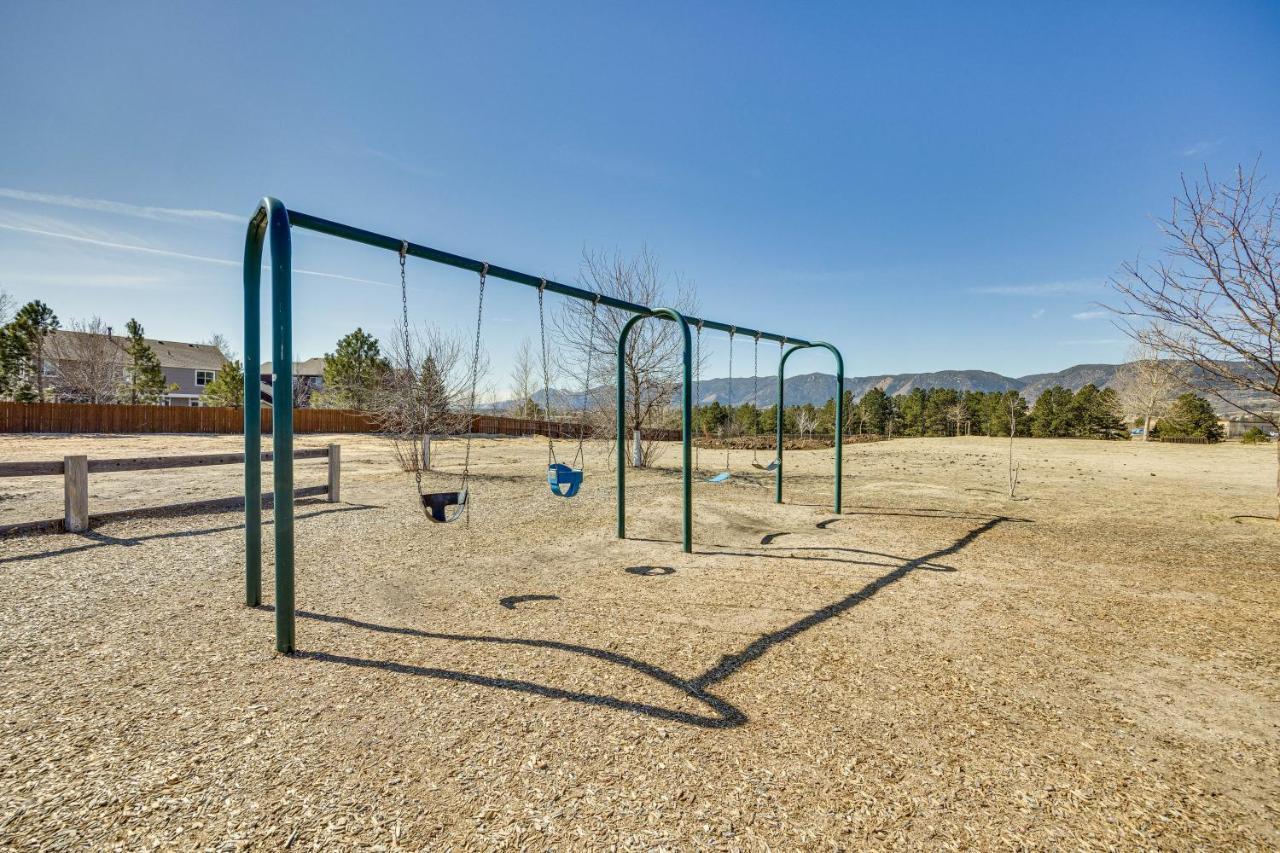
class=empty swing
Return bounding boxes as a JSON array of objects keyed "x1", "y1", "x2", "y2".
[
  {"x1": 695, "y1": 322, "x2": 732, "y2": 484},
  {"x1": 537, "y1": 284, "x2": 600, "y2": 498},
  {"x1": 399, "y1": 246, "x2": 486, "y2": 523},
  {"x1": 751, "y1": 333, "x2": 782, "y2": 471}
]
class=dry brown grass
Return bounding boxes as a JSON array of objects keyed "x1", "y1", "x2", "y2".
[{"x1": 1, "y1": 432, "x2": 1277, "y2": 849}]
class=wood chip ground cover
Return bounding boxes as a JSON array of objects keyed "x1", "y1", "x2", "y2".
[{"x1": 1, "y1": 433, "x2": 1277, "y2": 849}]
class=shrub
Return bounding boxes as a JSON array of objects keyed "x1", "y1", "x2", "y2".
[{"x1": 1241, "y1": 427, "x2": 1271, "y2": 444}]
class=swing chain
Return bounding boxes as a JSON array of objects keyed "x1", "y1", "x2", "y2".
[
  {"x1": 725, "y1": 327, "x2": 735, "y2": 470},
  {"x1": 572, "y1": 295, "x2": 601, "y2": 468},
  {"x1": 536, "y1": 280, "x2": 556, "y2": 466},
  {"x1": 694, "y1": 322, "x2": 703, "y2": 471},
  {"x1": 398, "y1": 241, "x2": 429, "y2": 504},
  {"x1": 752, "y1": 332, "x2": 762, "y2": 462},
  {"x1": 460, "y1": 264, "x2": 487, "y2": 512}
]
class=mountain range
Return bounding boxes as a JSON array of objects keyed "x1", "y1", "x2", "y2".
[{"x1": 498, "y1": 362, "x2": 1271, "y2": 414}]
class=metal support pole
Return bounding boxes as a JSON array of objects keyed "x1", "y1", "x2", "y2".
[
  {"x1": 268, "y1": 203, "x2": 295, "y2": 654},
  {"x1": 775, "y1": 342, "x2": 844, "y2": 513},
  {"x1": 617, "y1": 309, "x2": 693, "y2": 552},
  {"x1": 242, "y1": 211, "x2": 265, "y2": 607}
]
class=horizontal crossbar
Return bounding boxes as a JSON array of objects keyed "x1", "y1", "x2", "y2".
[{"x1": 287, "y1": 209, "x2": 811, "y2": 346}]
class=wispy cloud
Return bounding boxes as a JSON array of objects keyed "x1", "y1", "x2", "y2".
[
  {"x1": 0, "y1": 222, "x2": 396, "y2": 288},
  {"x1": 1031, "y1": 308, "x2": 1045, "y2": 320},
  {"x1": 969, "y1": 278, "x2": 1103, "y2": 296},
  {"x1": 1072, "y1": 309, "x2": 1107, "y2": 320},
  {"x1": 1180, "y1": 138, "x2": 1225, "y2": 158},
  {"x1": 0, "y1": 187, "x2": 241, "y2": 223}
]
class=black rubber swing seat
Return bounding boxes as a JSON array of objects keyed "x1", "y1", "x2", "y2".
[{"x1": 422, "y1": 488, "x2": 468, "y2": 523}]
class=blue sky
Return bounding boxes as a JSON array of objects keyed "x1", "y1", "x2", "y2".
[{"x1": 2, "y1": 1, "x2": 1277, "y2": 394}]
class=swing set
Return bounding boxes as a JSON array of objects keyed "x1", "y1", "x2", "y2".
[{"x1": 242, "y1": 198, "x2": 843, "y2": 653}]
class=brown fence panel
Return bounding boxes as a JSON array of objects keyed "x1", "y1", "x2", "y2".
[{"x1": 0, "y1": 401, "x2": 695, "y2": 439}]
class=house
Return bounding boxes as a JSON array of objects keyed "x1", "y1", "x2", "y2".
[
  {"x1": 43, "y1": 329, "x2": 228, "y2": 406},
  {"x1": 1217, "y1": 411, "x2": 1279, "y2": 438},
  {"x1": 259, "y1": 358, "x2": 326, "y2": 407}
]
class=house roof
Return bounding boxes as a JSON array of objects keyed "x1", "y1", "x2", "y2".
[
  {"x1": 260, "y1": 358, "x2": 326, "y2": 377},
  {"x1": 45, "y1": 330, "x2": 228, "y2": 370}
]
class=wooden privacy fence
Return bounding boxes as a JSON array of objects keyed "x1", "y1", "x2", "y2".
[
  {"x1": 0, "y1": 402, "x2": 378, "y2": 435},
  {"x1": 0, "y1": 445, "x2": 341, "y2": 537},
  {"x1": 0, "y1": 401, "x2": 689, "y2": 440}
]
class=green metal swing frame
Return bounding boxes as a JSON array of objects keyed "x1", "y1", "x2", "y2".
[{"x1": 242, "y1": 197, "x2": 843, "y2": 653}]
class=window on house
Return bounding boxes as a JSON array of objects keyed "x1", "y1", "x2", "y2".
[
  {"x1": 195, "y1": 370, "x2": 216, "y2": 386},
  {"x1": 190, "y1": 399, "x2": 200, "y2": 407},
  {"x1": 42, "y1": 359, "x2": 58, "y2": 376}
]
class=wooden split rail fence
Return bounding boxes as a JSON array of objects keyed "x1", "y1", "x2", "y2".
[{"x1": 0, "y1": 445, "x2": 341, "y2": 537}]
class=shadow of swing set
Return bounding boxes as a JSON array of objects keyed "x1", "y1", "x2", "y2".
[{"x1": 243, "y1": 198, "x2": 844, "y2": 653}]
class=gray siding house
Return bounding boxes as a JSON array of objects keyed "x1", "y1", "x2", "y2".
[{"x1": 44, "y1": 329, "x2": 228, "y2": 406}]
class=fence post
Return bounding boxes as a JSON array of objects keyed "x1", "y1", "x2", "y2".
[
  {"x1": 327, "y1": 443, "x2": 341, "y2": 502},
  {"x1": 63, "y1": 455, "x2": 89, "y2": 533}
]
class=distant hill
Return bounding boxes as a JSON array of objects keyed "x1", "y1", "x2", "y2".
[{"x1": 493, "y1": 362, "x2": 1272, "y2": 415}]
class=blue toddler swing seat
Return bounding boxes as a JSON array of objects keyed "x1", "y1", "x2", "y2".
[
  {"x1": 536, "y1": 283, "x2": 600, "y2": 500},
  {"x1": 547, "y1": 463, "x2": 583, "y2": 498}
]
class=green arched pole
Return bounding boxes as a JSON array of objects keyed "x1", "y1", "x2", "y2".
[
  {"x1": 243, "y1": 197, "x2": 296, "y2": 653},
  {"x1": 775, "y1": 342, "x2": 844, "y2": 513},
  {"x1": 616, "y1": 309, "x2": 693, "y2": 553},
  {"x1": 244, "y1": 199, "x2": 813, "y2": 652}
]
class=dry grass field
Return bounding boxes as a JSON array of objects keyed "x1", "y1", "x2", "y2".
[{"x1": 1, "y1": 432, "x2": 1277, "y2": 849}]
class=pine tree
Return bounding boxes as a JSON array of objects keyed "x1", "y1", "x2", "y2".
[
  {"x1": 1158, "y1": 393, "x2": 1224, "y2": 441},
  {"x1": 317, "y1": 328, "x2": 390, "y2": 410},
  {"x1": 8, "y1": 300, "x2": 59, "y2": 399},
  {"x1": 120, "y1": 319, "x2": 172, "y2": 404},
  {"x1": 200, "y1": 360, "x2": 245, "y2": 408},
  {"x1": 857, "y1": 388, "x2": 887, "y2": 435}
]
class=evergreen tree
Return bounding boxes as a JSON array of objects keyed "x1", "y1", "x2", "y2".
[
  {"x1": 120, "y1": 319, "x2": 172, "y2": 404},
  {"x1": 8, "y1": 300, "x2": 59, "y2": 399},
  {"x1": 0, "y1": 323, "x2": 34, "y2": 401},
  {"x1": 318, "y1": 328, "x2": 391, "y2": 410},
  {"x1": 924, "y1": 388, "x2": 959, "y2": 436},
  {"x1": 1031, "y1": 386, "x2": 1075, "y2": 437},
  {"x1": 898, "y1": 388, "x2": 927, "y2": 436},
  {"x1": 1158, "y1": 393, "x2": 1224, "y2": 441},
  {"x1": 858, "y1": 387, "x2": 891, "y2": 436},
  {"x1": 200, "y1": 360, "x2": 245, "y2": 408}
]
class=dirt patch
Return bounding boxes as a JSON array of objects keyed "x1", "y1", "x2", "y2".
[{"x1": 0, "y1": 433, "x2": 1277, "y2": 847}]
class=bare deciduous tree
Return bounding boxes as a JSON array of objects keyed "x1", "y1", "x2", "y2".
[
  {"x1": 1110, "y1": 163, "x2": 1280, "y2": 519},
  {"x1": 1007, "y1": 394, "x2": 1021, "y2": 500},
  {"x1": 1111, "y1": 338, "x2": 1188, "y2": 440},
  {"x1": 50, "y1": 318, "x2": 126, "y2": 403},
  {"x1": 377, "y1": 321, "x2": 485, "y2": 477},
  {"x1": 795, "y1": 408, "x2": 817, "y2": 439},
  {"x1": 0, "y1": 289, "x2": 13, "y2": 326},
  {"x1": 509, "y1": 337, "x2": 540, "y2": 419},
  {"x1": 557, "y1": 247, "x2": 697, "y2": 467},
  {"x1": 202, "y1": 332, "x2": 235, "y2": 362}
]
